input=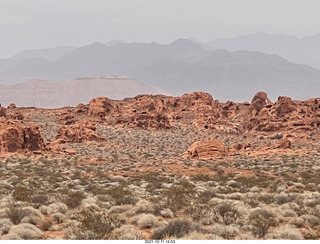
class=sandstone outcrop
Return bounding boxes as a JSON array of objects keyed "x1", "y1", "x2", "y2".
[
  {"x1": 275, "y1": 138, "x2": 291, "y2": 149},
  {"x1": 0, "y1": 106, "x2": 6, "y2": 117},
  {"x1": 7, "y1": 103, "x2": 16, "y2": 109},
  {"x1": 59, "y1": 112, "x2": 75, "y2": 125},
  {"x1": 182, "y1": 140, "x2": 228, "y2": 159},
  {"x1": 88, "y1": 97, "x2": 113, "y2": 118},
  {"x1": 0, "y1": 120, "x2": 45, "y2": 153},
  {"x1": 250, "y1": 91, "x2": 272, "y2": 116},
  {"x1": 55, "y1": 121, "x2": 105, "y2": 143},
  {"x1": 75, "y1": 103, "x2": 88, "y2": 114},
  {"x1": 79, "y1": 91, "x2": 320, "y2": 134},
  {"x1": 9, "y1": 111, "x2": 24, "y2": 120},
  {"x1": 114, "y1": 94, "x2": 173, "y2": 129}
]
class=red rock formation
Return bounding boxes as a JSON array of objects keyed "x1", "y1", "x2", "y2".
[
  {"x1": 0, "y1": 121, "x2": 45, "y2": 153},
  {"x1": 250, "y1": 91, "x2": 272, "y2": 116},
  {"x1": 276, "y1": 138, "x2": 291, "y2": 149},
  {"x1": 274, "y1": 96, "x2": 296, "y2": 118},
  {"x1": 10, "y1": 112, "x2": 24, "y2": 120},
  {"x1": 75, "y1": 103, "x2": 88, "y2": 114},
  {"x1": 59, "y1": 113, "x2": 75, "y2": 125},
  {"x1": 7, "y1": 103, "x2": 16, "y2": 109},
  {"x1": 113, "y1": 94, "x2": 173, "y2": 129},
  {"x1": 182, "y1": 140, "x2": 228, "y2": 159},
  {"x1": 0, "y1": 106, "x2": 6, "y2": 117},
  {"x1": 55, "y1": 121, "x2": 105, "y2": 143},
  {"x1": 88, "y1": 97, "x2": 113, "y2": 118}
]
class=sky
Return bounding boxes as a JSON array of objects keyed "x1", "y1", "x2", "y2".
[{"x1": 1, "y1": 0, "x2": 320, "y2": 58}]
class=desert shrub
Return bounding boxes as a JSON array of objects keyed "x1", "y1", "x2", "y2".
[
  {"x1": 64, "y1": 190, "x2": 86, "y2": 209},
  {"x1": 282, "y1": 209, "x2": 298, "y2": 218},
  {"x1": 216, "y1": 203, "x2": 239, "y2": 225},
  {"x1": 184, "y1": 204, "x2": 215, "y2": 224},
  {"x1": 5, "y1": 204, "x2": 28, "y2": 225},
  {"x1": 111, "y1": 225, "x2": 144, "y2": 240},
  {"x1": 68, "y1": 210, "x2": 114, "y2": 240},
  {"x1": 8, "y1": 223, "x2": 44, "y2": 240},
  {"x1": 266, "y1": 225, "x2": 303, "y2": 240},
  {"x1": 164, "y1": 180, "x2": 196, "y2": 212},
  {"x1": 290, "y1": 217, "x2": 305, "y2": 228},
  {"x1": 160, "y1": 208, "x2": 174, "y2": 218},
  {"x1": 274, "y1": 193, "x2": 297, "y2": 205},
  {"x1": 137, "y1": 214, "x2": 157, "y2": 229},
  {"x1": 210, "y1": 224, "x2": 240, "y2": 239},
  {"x1": 244, "y1": 194, "x2": 260, "y2": 208},
  {"x1": 257, "y1": 193, "x2": 275, "y2": 204},
  {"x1": 249, "y1": 209, "x2": 277, "y2": 238},
  {"x1": 39, "y1": 206, "x2": 50, "y2": 215},
  {"x1": 306, "y1": 197, "x2": 320, "y2": 208},
  {"x1": 106, "y1": 183, "x2": 136, "y2": 205},
  {"x1": 151, "y1": 219, "x2": 198, "y2": 239},
  {"x1": 39, "y1": 219, "x2": 53, "y2": 231},
  {"x1": 0, "y1": 218, "x2": 12, "y2": 235},
  {"x1": 52, "y1": 213, "x2": 66, "y2": 224},
  {"x1": 47, "y1": 202, "x2": 68, "y2": 214},
  {"x1": 134, "y1": 199, "x2": 154, "y2": 214},
  {"x1": 197, "y1": 190, "x2": 216, "y2": 204},
  {"x1": 237, "y1": 176, "x2": 270, "y2": 190},
  {"x1": 31, "y1": 194, "x2": 49, "y2": 208},
  {"x1": 301, "y1": 214, "x2": 320, "y2": 227},
  {"x1": 12, "y1": 186, "x2": 32, "y2": 202}
]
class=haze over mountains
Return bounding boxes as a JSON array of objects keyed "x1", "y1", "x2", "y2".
[
  {"x1": 208, "y1": 32, "x2": 320, "y2": 69},
  {"x1": 0, "y1": 33, "x2": 320, "y2": 106}
]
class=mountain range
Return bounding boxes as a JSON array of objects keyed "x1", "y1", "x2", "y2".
[
  {"x1": 0, "y1": 34, "x2": 319, "y2": 105},
  {"x1": 208, "y1": 32, "x2": 320, "y2": 69}
]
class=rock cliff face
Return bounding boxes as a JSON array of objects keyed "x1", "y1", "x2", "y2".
[{"x1": 0, "y1": 120, "x2": 45, "y2": 153}]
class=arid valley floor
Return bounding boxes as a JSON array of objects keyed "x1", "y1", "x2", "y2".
[{"x1": 0, "y1": 91, "x2": 320, "y2": 240}]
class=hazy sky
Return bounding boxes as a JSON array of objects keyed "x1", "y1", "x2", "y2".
[{"x1": 1, "y1": 0, "x2": 320, "y2": 57}]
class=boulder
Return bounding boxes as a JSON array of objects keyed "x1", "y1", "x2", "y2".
[
  {"x1": 88, "y1": 97, "x2": 112, "y2": 118},
  {"x1": 0, "y1": 121, "x2": 45, "y2": 153},
  {"x1": 0, "y1": 106, "x2": 6, "y2": 117},
  {"x1": 250, "y1": 91, "x2": 272, "y2": 116},
  {"x1": 274, "y1": 96, "x2": 296, "y2": 117},
  {"x1": 275, "y1": 138, "x2": 291, "y2": 149},
  {"x1": 182, "y1": 140, "x2": 227, "y2": 159},
  {"x1": 59, "y1": 113, "x2": 75, "y2": 125},
  {"x1": 7, "y1": 103, "x2": 16, "y2": 109}
]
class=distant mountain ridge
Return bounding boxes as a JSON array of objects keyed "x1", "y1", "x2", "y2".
[
  {"x1": 208, "y1": 32, "x2": 320, "y2": 69},
  {"x1": 0, "y1": 76, "x2": 165, "y2": 108},
  {"x1": 0, "y1": 37, "x2": 319, "y2": 102}
]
